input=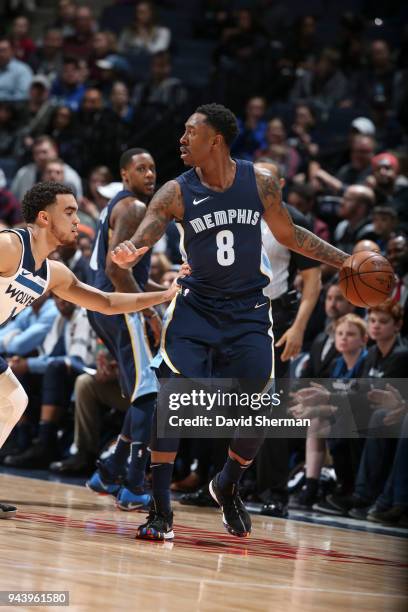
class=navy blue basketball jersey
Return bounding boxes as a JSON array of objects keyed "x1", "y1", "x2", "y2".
[
  {"x1": 176, "y1": 159, "x2": 271, "y2": 298},
  {"x1": 0, "y1": 228, "x2": 50, "y2": 327},
  {"x1": 89, "y1": 189, "x2": 151, "y2": 292}
]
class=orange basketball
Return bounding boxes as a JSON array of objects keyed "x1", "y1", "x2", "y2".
[{"x1": 338, "y1": 250, "x2": 395, "y2": 307}]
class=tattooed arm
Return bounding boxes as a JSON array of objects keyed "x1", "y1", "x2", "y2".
[
  {"x1": 110, "y1": 180, "x2": 184, "y2": 268},
  {"x1": 255, "y1": 167, "x2": 348, "y2": 268}
]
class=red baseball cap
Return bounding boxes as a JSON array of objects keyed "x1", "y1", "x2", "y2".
[{"x1": 372, "y1": 152, "x2": 399, "y2": 173}]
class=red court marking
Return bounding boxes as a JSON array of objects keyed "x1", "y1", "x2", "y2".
[{"x1": 14, "y1": 511, "x2": 408, "y2": 568}]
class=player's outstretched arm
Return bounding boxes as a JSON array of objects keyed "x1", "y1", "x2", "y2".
[
  {"x1": 49, "y1": 260, "x2": 180, "y2": 314},
  {"x1": 256, "y1": 167, "x2": 348, "y2": 269},
  {"x1": 110, "y1": 180, "x2": 184, "y2": 269}
]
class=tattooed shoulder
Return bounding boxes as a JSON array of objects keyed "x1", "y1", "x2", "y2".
[
  {"x1": 151, "y1": 179, "x2": 184, "y2": 221},
  {"x1": 254, "y1": 166, "x2": 281, "y2": 210}
]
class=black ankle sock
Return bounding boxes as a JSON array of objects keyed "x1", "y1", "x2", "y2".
[
  {"x1": 38, "y1": 422, "x2": 57, "y2": 445},
  {"x1": 152, "y1": 462, "x2": 173, "y2": 514},
  {"x1": 218, "y1": 456, "x2": 249, "y2": 492}
]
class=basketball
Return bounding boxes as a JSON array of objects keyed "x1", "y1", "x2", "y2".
[{"x1": 339, "y1": 250, "x2": 395, "y2": 307}]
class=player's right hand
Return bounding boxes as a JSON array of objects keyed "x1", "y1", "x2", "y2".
[{"x1": 111, "y1": 241, "x2": 149, "y2": 269}]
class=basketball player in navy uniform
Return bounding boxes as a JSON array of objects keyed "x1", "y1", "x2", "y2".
[
  {"x1": 0, "y1": 181, "x2": 181, "y2": 518},
  {"x1": 112, "y1": 104, "x2": 352, "y2": 540},
  {"x1": 86, "y1": 148, "x2": 161, "y2": 510}
]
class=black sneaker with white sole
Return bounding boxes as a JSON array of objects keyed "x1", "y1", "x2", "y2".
[
  {"x1": 209, "y1": 473, "x2": 251, "y2": 537},
  {"x1": 136, "y1": 504, "x2": 174, "y2": 541},
  {"x1": 0, "y1": 503, "x2": 16, "y2": 518}
]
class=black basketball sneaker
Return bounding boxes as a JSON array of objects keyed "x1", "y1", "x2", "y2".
[
  {"x1": 136, "y1": 503, "x2": 174, "y2": 541},
  {"x1": 0, "y1": 502, "x2": 16, "y2": 518},
  {"x1": 209, "y1": 473, "x2": 251, "y2": 537}
]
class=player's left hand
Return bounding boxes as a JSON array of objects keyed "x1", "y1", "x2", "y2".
[
  {"x1": 111, "y1": 241, "x2": 149, "y2": 269},
  {"x1": 275, "y1": 324, "x2": 304, "y2": 361}
]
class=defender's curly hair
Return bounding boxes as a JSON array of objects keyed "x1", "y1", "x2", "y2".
[
  {"x1": 195, "y1": 103, "x2": 239, "y2": 146},
  {"x1": 22, "y1": 182, "x2": 75, "y2": 224}
]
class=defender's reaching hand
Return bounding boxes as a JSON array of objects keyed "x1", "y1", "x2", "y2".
[{"x1": 110, "y1": 242, "x2": 149, "y2": 268}]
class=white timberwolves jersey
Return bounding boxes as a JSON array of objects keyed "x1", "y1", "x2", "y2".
[{"x1": 0, "y1": 229, "x2": 50, "y2": 328}]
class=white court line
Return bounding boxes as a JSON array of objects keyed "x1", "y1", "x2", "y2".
[{"x1": 0, "y1": 561, "x2": 405, "y2": 600}]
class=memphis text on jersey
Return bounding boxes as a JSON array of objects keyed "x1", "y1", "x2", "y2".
[{"x1": 189, "y1": 208, "x2": 261, "y2": 234}]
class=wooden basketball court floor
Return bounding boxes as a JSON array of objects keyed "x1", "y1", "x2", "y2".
[{"x1": 1, "y1": 472, "x2": 407, "y2": 612}]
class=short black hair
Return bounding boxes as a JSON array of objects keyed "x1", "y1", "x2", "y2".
[
  {"x1": 22, "y1": 182, "x2": 74, "y2": 223},
  {"x1": 119, "y1": 147, "x2": 150, "y2": 170},
  {"x1": 195, "y1": 103, "x2": 239, "y2": 147}
]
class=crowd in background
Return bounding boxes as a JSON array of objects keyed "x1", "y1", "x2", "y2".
[{"x1": 0, "y1": 0, "x2": 407, "y2": 528}]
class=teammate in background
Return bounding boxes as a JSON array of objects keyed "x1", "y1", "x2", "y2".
[
  {"x1": 0, "y1": 181, "x2": 181, "y2": 518},
  {"x1": 112, "y1": 104, "x2": 353, "y2": 541},
  {"x1": 86, "y1": 148, "x2": 161, "y2": 510}
]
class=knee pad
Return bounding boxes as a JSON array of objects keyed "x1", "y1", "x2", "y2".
[{"x1": 0, "y1": 368, "x2": 28, "y2": 448}]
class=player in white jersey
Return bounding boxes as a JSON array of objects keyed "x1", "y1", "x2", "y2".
[{"x1": 0, "y1": 181, "x2": 182, "y2": 518}]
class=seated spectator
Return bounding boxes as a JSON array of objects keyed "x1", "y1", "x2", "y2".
[
  {"x1": 11, "y1": 135, "x2": 82, "y2": 200},
  {"x1": 353, "y1": 40, "x2": 399, "y2": 109},
  {"x1": 255, "y1": 118, "x2": 300, "y2": 180},
  {"x1": 315, "y1": 301, "x2": 408, "y2": 517},
  {"x1": 353, "y1": 239, "x2": 381, "y2": 254},
  {"x1": 212, "y1": 8, "x2": 269, "y2": 114},
  {"x1": 45, "y1": 105, "x2": 79, "y2": 170},
  {"x1": 49, "y1": 346, "x2": 129, "y2": 474},
  {"x1": 97, "y1": 82, "x2": 134, "y2": 174},
  {"x1": 284, "y1": 15, "x2": 321, "y2": 68},
  {"x1": 31, "y1": 28, "x2": 64, "y2": 82},
  {"x1": 0, "y1": 36, "x2": 33, "y2": 102},
  {"x1": 63, "y1": 5, "x2": 96, "y2": 62},
  {"x1": 336, "y1": 12, "x2": 365, "y2": 78},
  {"x1": 232, "y1": 96, "x2": 267, "y2": 161},
  {"x1": 301, "y1": 282, "x2": 355, "y2": 381},
  {"x1": 50, "y1": 56, "x2": 86, "y2": 112},
  {"x1": 57, "y1": 242, "x2": 90, "y2": 284},
  {"x1": 0, "y1": 293, "x2": 57, "y2": 357},
  {"x1": 53, "y1": 0, "x2": 76, "y2": 38},
  {"x1": 77, "y1": 232, "x2": 92, "y2": 260},
  {"x1": 4, "y1": 297, "x2": 97, "y2": 468},
  {"x1": 9, "y1": 15, "x2": 36, "y2": 65},
  {"x1": 371, "y1": 206, "x2": 398, "y2": 253},
  {"x1": 16, "y1": 76, "x2": 56, "y2": 157},
  {"x1": 0, "y1": 169, "x2": 22, "y2": 226},
  {"x1": 79, "y1": 165, "x2": 112, "y2": 225},
  {"x1": 131, "y1": 51, "x2": 188, "y2": 120},
  {"x1": 287, "y1": 183, "x2": 329, "y2": 241},
  {"x1": 291, "y1": 313, "x2": 368, "y2": 510},
  {"x1": 88, "y1": 30, "x2": 129, "y2": 83},
  {"x1": 367, "y1": 153, "x2": 408, "y2": 232},
  {"x1": 387, "y1": 234, "x2": 408, "y2": 338},
  {"x1": 333, "y1": 185, "x2": 376, "y2": 253},
  {"x1": 117, "y1": 0, "x2": 171, "y2": 55},
  {"x1": 288, "y1": 103, "x2": 320, "y2": 165},
  {"x1": 0, "y1": 102, "x2": 21, "y2": 159},
  {"x1": 290, "y1": 47, "x2": 349, "y2": 112},
  {"x1": 74, "y1": 87, "x2": 105, "y2": 175}
]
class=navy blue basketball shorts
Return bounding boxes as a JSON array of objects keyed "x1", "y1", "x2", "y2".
[
  {"x1": 0, "y1": 355, "x2": 8, "y2": 375},
  {"x1": 87, "y1": 310, "x2": 158, "y2": 402},
  {"x1": 160, "y1": 288, "x2": 274, "y2": 381}
]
